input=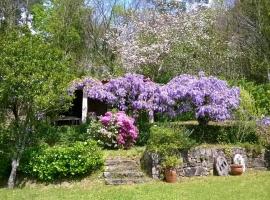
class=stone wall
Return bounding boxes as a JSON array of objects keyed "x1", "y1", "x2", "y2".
[{"x1": 141, "y1": 146, "x2": 270, "y2": 179}]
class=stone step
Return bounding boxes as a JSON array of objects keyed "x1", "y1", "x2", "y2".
[
  {"x1": 104, "y1": 164, "x2": 140, "y2": 172},
  {"x1": 105, "y1": 178, "x2": 147, "y2": 185},
  {"x1": 104, "y1": 157, "x2": 148, "y2": 185},
  {"x1": 105, "y1": 159, "x2": 139, "y2": 166},
  {"x1": 104, "y1": 171, "x2": 145, "y2": 179}
]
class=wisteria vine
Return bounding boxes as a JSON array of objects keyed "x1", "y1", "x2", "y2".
[{"x1": 69, "y1": 73, "x2": 240, "y2": 124}]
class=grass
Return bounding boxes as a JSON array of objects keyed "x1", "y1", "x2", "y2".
[{"x1": 0, "y1": 170, "x2": 269, "y2": 200}]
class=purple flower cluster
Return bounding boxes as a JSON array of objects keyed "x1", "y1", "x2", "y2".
[
  {"x1": 155, "y1": 72, "x2": 240, "y2": 122},
  {"x1": 100, "y1": 111, "x2": 139, "y2": 149},
  {"x1": 69, "y1": 72, "x2": 240, "y2": 123},
  {"x1": 90, "y1": 74, "x2": 158, "y2": 111},
  {"x1": 257, "y1": 116, "x2": 270, "y2": 127}
]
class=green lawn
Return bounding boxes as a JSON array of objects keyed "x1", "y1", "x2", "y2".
[{"x1": 1, "y1": 170, "x2": 269, "y2": 200}]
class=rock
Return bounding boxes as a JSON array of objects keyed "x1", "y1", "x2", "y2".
[
  {"x1": 141, "y1": 146, "x2": 270, "y2": 179},
  {"x1": 195, "y1": 166, "x2": 208, "y2": 176},
  {"x1": 252, "y1": 158, "x2": 266, "y2": 168},
  {"x1": 183, "y1": 167, "x2": 197, "y2": 177},
  {"x1": 105, "y1": 178, "x2": 146, "y2": 185}
]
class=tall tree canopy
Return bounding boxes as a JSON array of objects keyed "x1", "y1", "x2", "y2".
[{"x1": 0, "y1": 28, "x2": 74, "y2": 188}]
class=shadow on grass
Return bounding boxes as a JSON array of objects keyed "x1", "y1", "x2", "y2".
[{"x1": 0, "y1": 168, "x2": 104, "y2": 189}]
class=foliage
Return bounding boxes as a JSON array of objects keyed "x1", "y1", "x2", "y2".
[
  {"x1": 161, "y1": 121, "x2": 259, "y2": 145},
  {"x1": 147, "y1": 125, "x2": 195, "y2": 156},
  {"x1": 257, "y1": 117, "x2": 270, "y2": 146},
  {"x1": 36, "y1": 123, "x2": 89, "y2": 146},
  {"x1": 234, "y1": 80, "x2": 270, "y2": 116},
  {"x1": 0, "y1": 153, "x2": 10, "y2": 180},
  {"x1": 231, "y1": 0, "x2": 270, "y2": 82},
  {"x1": 20, "y1": 140, "x2": 103, "y2": 182},
  {"x1": 136, "y1": 111, "x2": 152, "y2": 146},
  {"x1": 107, "y1": 6, "x2": 251, "y2": 82},
  {"x1": 147, "y1": 125, "x2": 193, "y2": 170},
  {"x1": 87, "y1": 112, "x2": 139, "y2": 149},
  {"x1": 161, "y1": 155, "x2": 182, "y2": 169},
  {"x1": 0, "y1": 29, "x2": 74, "y2": 118},
  {"x1": 234, "y1": 87, "x2": 259, "y2": 120},
  {"x1": 31, "y1": 0, "x2": 88, "y2": 61},
  {"x1": 30, "y1": 0, "x2": 122, "y2": 74},
  {"x1": 240, "y1": 143, "x2": 264, "y2": 158},
  {"x1": 0, "y1": 28, "x2": 74, "y2": 187}
]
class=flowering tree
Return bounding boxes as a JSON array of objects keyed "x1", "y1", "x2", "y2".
[{"x1": 106, "y1": 6, "x2": 243, "y2": 82}]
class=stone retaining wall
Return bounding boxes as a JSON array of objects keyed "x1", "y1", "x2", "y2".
[{"x1": 141, "y1": 146, "x2": 270, "y2": 179}]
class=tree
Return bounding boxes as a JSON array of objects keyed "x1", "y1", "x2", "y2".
[
  {"x1": 0, "y1": 0, "x2": 42, "y2": 30},
  {"x1": 226, "y1": 0, "x2": 270, "y2": 82},
  {"x1": 107, "y1": 7, "x2": 242, "y2": 82},
  {"x1": 27, "y1": 0, "x2": 125, "y2": 77},
  {"x1": 0, "y1": 28, "x2": 74, "y2": 188}
]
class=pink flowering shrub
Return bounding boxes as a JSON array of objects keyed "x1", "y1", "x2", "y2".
[{"x1": 89, "y1": 112, "x2": 139, "y2": 149}]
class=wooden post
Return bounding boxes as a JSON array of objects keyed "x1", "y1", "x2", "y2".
[
  {"x1": 82, "y1": 88, "x2": 88, "y2": 123},
  {"x1": 149, "y1": 110, "x2": 154, "y2": 124}
]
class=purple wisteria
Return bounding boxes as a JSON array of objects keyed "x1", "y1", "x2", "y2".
[
  {"x1": 155, "y1": 72, "x2": 240, "y2": 123},
  {"x1": 69, "y1": 72, "x2": 240, "y2": 124},
  {"x1": 257, "y1": 116, "x2": 270, "y2": 127}
]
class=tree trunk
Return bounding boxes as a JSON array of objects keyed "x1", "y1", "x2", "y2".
[
  {"x1": 7, "y1": 157, "x2": 20, "y2": 189},
  {"x1": 197, "y1": 117, "x2": 209, "y2": 126}
]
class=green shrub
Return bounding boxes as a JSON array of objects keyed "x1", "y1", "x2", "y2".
[
  {"x1": 234, "y1": 79, "x2": 270, "y2": 115},
  {"x1": 20, "y1": 140, "x2": 103, "y2": 181},
  {"x1": 234, "y1": 87, "x2": 260, "y2": 120},
  {"x1": 161, "y1": 155, "x2": 183, "y2": 169},
  {"x1": 147, "y1": 125, "x2": 195, "y2": 155},
  {"x1": 159, "y1": 121, "x2": 259, "y2": 144},
  {"x1": 136, "y1": 111, "x2": 152, "y2": 146},
  {"x1": 240, "y1": 143, "x2": 264, "y2": 158},
  {"x1": 37, "y1": 123, "x2": 89, "y2": 146}
]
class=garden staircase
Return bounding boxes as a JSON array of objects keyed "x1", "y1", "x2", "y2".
[{"x1": 104, "y1": 157, "x2": 149, "y2": 185}]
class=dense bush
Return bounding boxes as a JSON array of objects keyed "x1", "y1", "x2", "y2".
[
  {"x1": 235, "y1": 80, "x2": 270, "y2": 116},
  {"x1": 136, "y1": 111, "x2": 152, "y2": 146},
  {"x1": 37, "y1": 123, "x2": 89, "y2": 145},
  {"x1": 159, "y1": 122, "x2": 259, "y2": 145},
  {"x1": 88, "y1": 112, "x2": 139, "y2": 149},
  {"x1": 147, "y1": 125, "x2": 195, "y2": 155},
  {"x1": 234, "y1": 87, "x2": 260, "y2": 120},
  {"x1": 20, "y1": 140, "x2": 103, "y2": 181}
]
